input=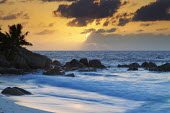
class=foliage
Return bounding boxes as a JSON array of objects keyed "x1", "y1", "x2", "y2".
[{"x1": 0, "y1": 24, "x2": 32, "y2": 51}]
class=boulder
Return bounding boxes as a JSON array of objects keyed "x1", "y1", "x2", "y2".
[
  {"x1": 141, "y1": 62, "x2": 157, "y2": 68},
  {"x1": 149, "y1": 63, "x2": 170, "y2": 72},
  {"x1": 1, "y1": 87, "x2": 31, "y2": 95},
  {"x1": 18, "y1": 48, "x2": 52, "y2": 70},
  {"x1": 89, "y1": 60, "x2": 106, "y2": 68},
  {"x1": 129, "y1": 63, "x2": 140, "y2": 68},
  {"x1": 78, "y1": 68, "x2": 96, "y2": 72},
  {"x1": 127, "y1": 67, "x2": 138, "y2": 71},
  {"x1": 118, "y1": 63, "x2": 140, "y2": 68},
  {"x1": 52, "y1": 60, "x2": 61, "y2": 66},
  {"x1": 64, "y1": 59, "x2": 85, "y2": 70},
  {"x1": 0, "y1": 54, "x2": 10, "y2": 67},
  {"x1": 43, "y1": 66, "x2": 65, "y2": 75},
  {"x1": 0, "y1": 47, "x2": 52, "y2": 70},
  {"x1": 65, "y1": 73, "x2": 75, "y2": 77},
  {"x1": 0, "y1": 67, "x2": 25, "y2": 75},
  {"x1": 79, "y1": 58, "x2": 89, "y2": 67},
  {"x1": 117, "y1": 64, "x2": 129, "y2": 67}
]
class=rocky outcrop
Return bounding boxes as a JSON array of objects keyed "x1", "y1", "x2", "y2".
[
  {"x1": 43, "y1": 66, "x2": 65, "y2": 75},
  {"x1": 89, "y1": 60, "x2": 106, "y2": 68},
  {"x1": 0, "y1": 67, "x2": 25, "y2": 75},
  {"x1": 79, "y1": 58, "x2": 89, "y2": 67},
  {"x1": 118, "y1": 63, "x2": 140, "y2": 68},
  {"x1": 0, "y1": 47, "x2": 52, "y2": 74},
  {"x1": 0, "y1": 54, "x2": 10, "y2": 68},
  {"x1": 149, "y1": 63, "x2": 170, "y2": 72},
  {"x1": 78, "y1": 68, "x2": 96, "y2": 72},
  {"x1": 64, "y1": 59, "x2": 85, "y2": 70},
  {"x1": 129, "y1": 63, "x2": 140, "y2": 68},
  {"x1": 52, "y1": 60, "x2": 61, "y2": 66},
  {"x1": 1, "y1": 87, "x2": 31, "y2": 95},
  {"x1": 141, "y1": 62, "x2": 157, "y2": 68},
  {"x1": 127, "y1": 67, "x2": 138, "y2": 71}
]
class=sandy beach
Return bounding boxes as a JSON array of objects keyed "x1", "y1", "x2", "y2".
[{"x1": 0, "y1": 94, "x2": 52, "y2": 113}]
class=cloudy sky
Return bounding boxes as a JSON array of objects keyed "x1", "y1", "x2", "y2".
[{"x1": 0, "y1": 0, "x2": 170, "y2": 50}]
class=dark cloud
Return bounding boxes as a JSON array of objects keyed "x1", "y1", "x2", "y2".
[
  {"x1": 118, "y1": 18, "x2": 130, "y2": 26},
  {"x1": 81, "y1": 28, "x2": 117, "y2": 34},
  {"x1": 82, "y1": 33, "x2": 170, "y2": 50},
  {"x1": 121, "y1": 1, "x2": 129, "y2": 6},
  {"x1": 0, "y1": 12, "x2": 29, "y2": 20},
  {"x1": 55, "y1": 0, "x2": 121, "y2": 27},
  {"x1": 133, "y1": 0, "x2": 170, "y2": 21},
  {"x1": 103, "y1": 21, "x2": 109, "y2": 26},
  {"x1": 140, "y1": 23, "x2": 154, "y2": 26},
  {"x1": 81, "y1": 28, "x2": 95, "y2": 34},
  {"x1": 67, "y1": 18, "x2": 94, "y2": 27},
  {"x1": 35, "y1": 29, "x2": 55, "y2": 35},
  {"x1": 0, "y1": 0, "x2": 7, "y2": 4},
  {"x1": 41, "y1": 0, "x2": 75, "y2": 2},
  {"x1": 156, "y1": 28, "x2": 168, "y2": 31},
  {"x1": 136, "y1": 29, "x2": 144, "y2": 32},
  {"x1": 48, "y1": 23, "x2": 55, "y2": 27},
  {"x1": 95, "y1": 28, "x2": 117, "y2": 33}
]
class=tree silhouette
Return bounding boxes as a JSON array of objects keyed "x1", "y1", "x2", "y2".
[{"x1": 0, "y1": 24, "x2": 32, "y2": 51}]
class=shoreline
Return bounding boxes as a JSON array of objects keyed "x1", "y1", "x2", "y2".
[{"x1": 0, "y1": 94, "x2": 52, "y2": 113}]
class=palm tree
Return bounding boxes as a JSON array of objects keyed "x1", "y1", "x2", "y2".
[{"x1": 0, "y1": 24, "x2": 32, "y2": 51}]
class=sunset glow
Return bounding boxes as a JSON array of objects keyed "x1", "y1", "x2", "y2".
[{"x1": 0, "y1": 0, "x2": 170, "y2": 50}]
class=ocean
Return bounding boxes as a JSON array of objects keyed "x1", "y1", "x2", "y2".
[{"x1": 0, "y1": 51, "x2": 170, "y2": 113}]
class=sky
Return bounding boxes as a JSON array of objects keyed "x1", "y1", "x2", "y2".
[{"x1": 0, "y1": 0, "x2": 170, "y2": 50}]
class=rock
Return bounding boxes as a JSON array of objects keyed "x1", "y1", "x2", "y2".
[
  {"x1": 78, "y1": 68, "x2": 96, "y2": 72},
  {"x1": 79, "y1": 58, "x2": 89, "y2": 67},
  {"x1": 149, "y1": 63, "x2": 170, "y2": 72},
  {"x1": 129, "y1": 63, "x2": 140, "y2": 68},
  {"x1": 0, "y1": 47, "x2": 52, "y2": 70},
  {"x1": 118, "y1": 63, "x2": 140, "y2": 68},
  {"x1": 43, "y1": 66, "x2": 65, "y2": 75},
  {"x1": 1, "y1": 87, "x2": 31, "y2": 95},
  {"x1": 13, "y1": 87, "x2": 32, "y2": 94},
  {"x1": 89, "y1": 60, "x2": 106, "y2": 68},
  {"x1": 18, "y1": 48, "x2": 52, "y2": 70},
  {"x1": 141, "y1": 62, "x2": 157, "y2": 68},
  {"x1": 0, "y1": 54, "x2": 10, "y2": 68},
  {"x1": 65, "y1": 73, "x2": 75, "y2": 77},
  {"x1": 141, "y1": 62, "x2": 149, "y2": 67},
  {"x1": 64, "y1": 59, "x2": 85, "y2": 70},
  {"x1": 117, "y1": 64, "x2": 129, "y2": 67},
  {"x1": 52, "y1": 60, "x2": 61, "y2": 66},
  {"x1": 127, "y1": 67, "x2": 138, "y2": 71},
  {"x1": 0, "y1": 67, "x2": 25, "y2": 75}
]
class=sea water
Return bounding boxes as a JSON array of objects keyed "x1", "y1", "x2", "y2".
[{"x1": 0, "y1": 51, "x2": 170, "y2": 113}]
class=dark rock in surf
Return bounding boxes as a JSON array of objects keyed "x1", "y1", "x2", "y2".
[
  {"x1": 118, "y1": 63, "x2": 140, "y2": 68},
  {"x1": 149, "y1": 63, "x2": 170, "y2": 72},
  {"x1": 43, "y1": 66, "x2": 65, "y2": 75},
  {"x1": 129, "y1": 63, "x2": 140, "y2": 68},
  {"x1": 117, "y1": 64, "x2": 129, "y2": 67},
  {"x1": 51, "y1": 60, "x2": 61, "y2": 66},
  {"x1": 78, "y1": 67, "x2": 97, "y2": 72},
  {"x1": 64, "y1": 59, "x2": 85, "y2": 70},
  {"x1": 0, "y1": 67, "x2": 25, "y2": 75},
  {"x1": 127, "y1": 67, "x2": 138, "y2": 71},
  {"x1": 65, "y1": 73, "x2": 75, "y2": 77},
  {"x1": 79, "y1": 58, "x2": 89, "y2": 67},
  {"x1": 141, "y1": 62, "x2": 157, "y2": 68},
  {"x1": 89, "y1": 60, "x2": 106, "y2": 68},
  {"x1": 1, "y1": 87, "x2": 31, "y2": 95}
]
